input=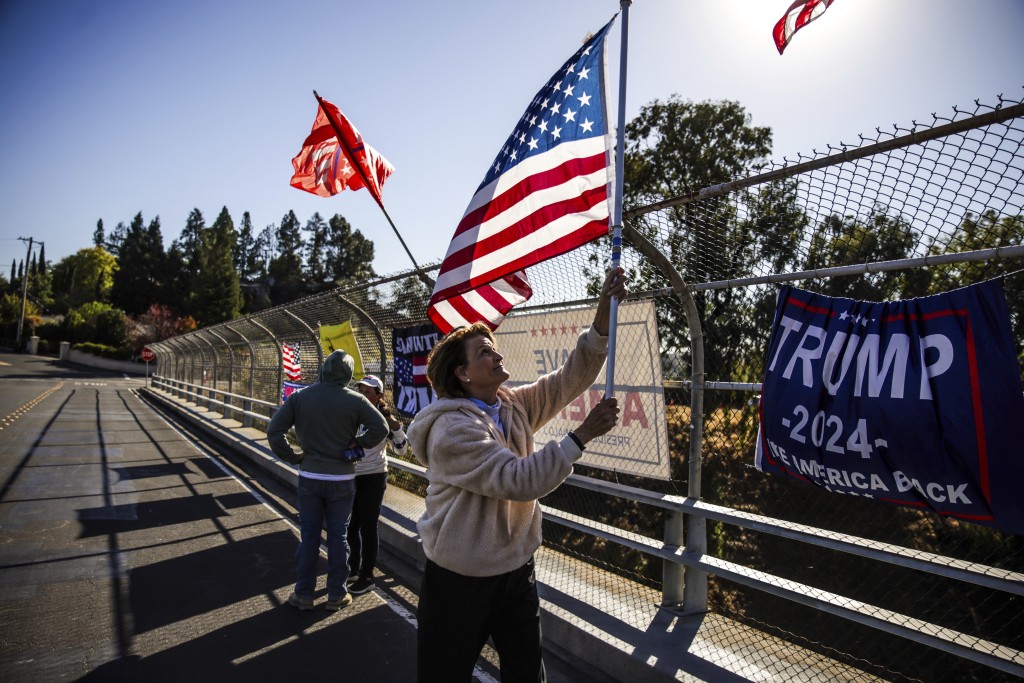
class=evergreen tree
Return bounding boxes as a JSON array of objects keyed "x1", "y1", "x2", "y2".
[
  {"x1": 163, "y1": 244, "x2": 190, "y2": 314},
  {"x1": 326, "y1": 214, "x2": 376, "y2": 284},
  {"x1": 10, "y1": 259, "x2": 15, "y2": 282},
  {"x1": 166, "y1": 208, "x2": 208, "y2": 319},
  {"x1": 268, "y1": 211, "x2": 305, "y2": 304},
  {"x1": 255, "y1": 223, "x2": 276, "y2": 276},
  {"x1": 234, "y1": 211, "x2": 261, "y2": 281},
  {"x1": 111, "y1": 213, "x2": 147, "y2": 313},
  {"x1": 304, "y1": 213, "x2": 329, "y2": 283},
  {"x1": 106, "y1": 221, "x2": 128, "y2": 257},
  {"x1": 191, "y1": 206, "x2": 241, "y2": 325},
  {"x1": 93, "y1": 219, "x2": 105, "y2": 247},
  {"x1": 176, "y1": 208, "x2": 207, "y2": 274},
  {"x1": 28, "y1": 244, "x2": 53, "y2": 312}
]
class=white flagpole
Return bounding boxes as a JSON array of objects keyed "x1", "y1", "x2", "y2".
[{"x1": 605, "y1": 0, "x2": 630, "y2": 397}]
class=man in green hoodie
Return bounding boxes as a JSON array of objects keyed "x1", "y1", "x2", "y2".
[{"x1": 268, "y1": 349, "x2": 389, "y2": 611}]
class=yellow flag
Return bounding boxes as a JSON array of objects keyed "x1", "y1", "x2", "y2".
[{"x1": 319, "y1": 321, "x2": 365, "y2": 379}]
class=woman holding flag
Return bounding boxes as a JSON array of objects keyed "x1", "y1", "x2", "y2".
[{"x1": 407, "y1": 267, "x2": 628, "y2": 682}]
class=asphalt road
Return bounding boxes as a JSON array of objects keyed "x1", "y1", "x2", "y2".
[{"x1": 0, "y1": 353, "x2": 425, "y2": 682}]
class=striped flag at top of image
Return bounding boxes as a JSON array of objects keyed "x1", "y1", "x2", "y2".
[
  {"x1": 426, "y1": 16, "x2": 617, "y2": 334},
  {"x1": 282, "y1": 342, "x2": 302, "y2": 382}
]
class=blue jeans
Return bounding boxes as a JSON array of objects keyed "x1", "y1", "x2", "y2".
[{"x1": 295, "y1": 476, "x2": 356, "y2": 600}]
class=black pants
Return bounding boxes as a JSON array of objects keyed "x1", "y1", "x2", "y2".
[
  {"x1": 417, "y1": 558, "x2": 546, "y2": 683},
  {"x1": 347, "y1": 472, "x2": 387, "y2": 579}
]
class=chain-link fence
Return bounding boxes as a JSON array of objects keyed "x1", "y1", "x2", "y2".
[{"x1": 149, "y1": 90, "x2": 1024, "y2": 682}]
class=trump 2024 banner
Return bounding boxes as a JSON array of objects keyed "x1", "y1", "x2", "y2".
[{"x1": 755, "y1": 280, "x2": 1024, "y2": 535}]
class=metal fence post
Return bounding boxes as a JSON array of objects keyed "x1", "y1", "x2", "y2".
[{"x1": 622, "y1": 223, "x2": 708, "y2": 611}]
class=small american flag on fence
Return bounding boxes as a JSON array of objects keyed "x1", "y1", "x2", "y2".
[
  {"x1": 396, "y1": 356, "x2": 429, "y2": 387},
  {"x1": 282, "y1": 342, "x2": 302, "y2": 382}
]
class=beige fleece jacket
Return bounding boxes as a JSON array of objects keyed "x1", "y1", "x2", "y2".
[{"x1": 406, "y1": 327, "x2": 608, "y2": 577}]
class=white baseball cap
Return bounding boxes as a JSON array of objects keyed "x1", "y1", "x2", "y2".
[{"x1": 356, "y1": 374, "x2": 384, "y2": 392}]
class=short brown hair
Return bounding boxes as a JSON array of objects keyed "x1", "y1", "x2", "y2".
[{"x1": 426, "y1": 323, "x2": 494, "y2": 399}]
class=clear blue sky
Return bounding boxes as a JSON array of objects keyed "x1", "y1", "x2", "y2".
[{"x1": 1, "y1": 0, "x2": 1021, "y2": 280}]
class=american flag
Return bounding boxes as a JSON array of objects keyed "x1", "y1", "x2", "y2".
[
  {"x1": 426, "y1": 17, "x2": 616, "y2": 334},
  {"x1": 773, "y1": 0, "x2": 836, "y2": 54},
  {"x1": 282, "y1": 342, "x2": 302, "y2": 382},
  {"x1": 396, "y1": 356, "x2": 429, "y2": 387}
]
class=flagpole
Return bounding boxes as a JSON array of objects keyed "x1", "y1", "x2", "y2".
[
  {"x1": 605, "y1": 1, "x2": 630, "y2": 397},
  {"x1": 313, "y1": 90, "x2": 434, "y2": 287}
]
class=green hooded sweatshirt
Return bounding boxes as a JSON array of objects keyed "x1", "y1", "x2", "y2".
[{"x1": 267, "y1": 349, "x2": 389, "y2": 476}]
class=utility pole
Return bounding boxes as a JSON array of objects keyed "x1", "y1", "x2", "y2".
[{"x1": 16, "y1": 237, "x2": 39, "y2": 347}]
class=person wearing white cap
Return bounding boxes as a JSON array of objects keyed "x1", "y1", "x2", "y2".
[{"x1": 348, "y1": 373, "x2": 408, "y2": 595}]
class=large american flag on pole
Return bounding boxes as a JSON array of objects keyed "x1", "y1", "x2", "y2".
[{"x1": 427, "y1": 17, "x2": 616, "y2": 334}]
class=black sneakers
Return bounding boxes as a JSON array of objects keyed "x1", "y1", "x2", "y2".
[{"x1": 349, "y1": 576, "x2": 375, "y2": 595}]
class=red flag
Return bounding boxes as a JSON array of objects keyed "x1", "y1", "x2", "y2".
[
  {"x1": 290, "y1": 96, "x2": 394, "y2": 204},
  {"x1": 426, "y1": 19, "x2": 615, "y2": 334},
  {"x1": 773, "y1": 0, "x2": 836, "y2": 55}
]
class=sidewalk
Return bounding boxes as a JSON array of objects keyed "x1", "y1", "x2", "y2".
[{"x1": 0, "y1": 378, "x2": 417, "y2": 682}]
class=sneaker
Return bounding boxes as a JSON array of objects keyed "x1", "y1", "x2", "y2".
[
  {"x1": 288, "y1": 592, "x2": 314, "y2": 611},
  {"x1": 325, "y1": 593, "x2": 353, "y2": 611},
  {"x1": 346, "y1": 574, "x2": 359, "y2": 585},
  {"x1": 349, "y1": 576, "x2": 375, "y2": 595}
]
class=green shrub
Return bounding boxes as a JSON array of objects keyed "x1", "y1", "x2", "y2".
[
  {"x1": 72, "y1": 342, "x2": 131, "y2": 360},
  {"x1": 62, "y1": 302, "x2": 128, "y2": 347}
]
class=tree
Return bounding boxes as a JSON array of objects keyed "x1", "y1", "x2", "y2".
[
  {"x1": 27, "y1": 243, "x2": 53, "y2": 312},
  {"x1": 112, "y1": 213, "x2": 168, "y2": 315},
  {"x1": 105, "y1": 221, "x2": 128, "y2": 257},
  {"x1": 591, "y1": 96, "x2": 784, "y2": 382},
  {"x1": 176, "y1": 209, "x2": 206, "y2": 269},
  {"x1": 804, "y1": 207, "x2": 928, "y2": 301},
  {"x1": 93, "y1": 219, "x2": 105, "y2": 247},
  {"x1": 304, "y1": 213, "x2": 329, "y2": 283},
  {"x1": 268, "y1": 210, "x2": 305, "y2": 304},
  {"x1": 128, "y1": 304, "x2": 196, "y2": 355},
  {"x1": 255, "y1": 223, "x2": 276, "y2": 277},
  {"x1": 191, "y1": 206, "x2": 241, "y2": 326},
  {"x1": 928, "y1": 210, "x2": 1024, "y2": 358},
  {"x1": 163, "y1": 243, "x2": 191, "y2": 314},
  {"x1": 234, "y1": 211, "x2": 261, "y2": 281},
  {"x1": 50, "y1": 247, "x2": 118, "y2": 313},
  {"x1": 1, "y1": 292, "x2": 41, "y2": 337},
  {"x1": 325, "y1": 214, "x2": 376, "y2": 285}
]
